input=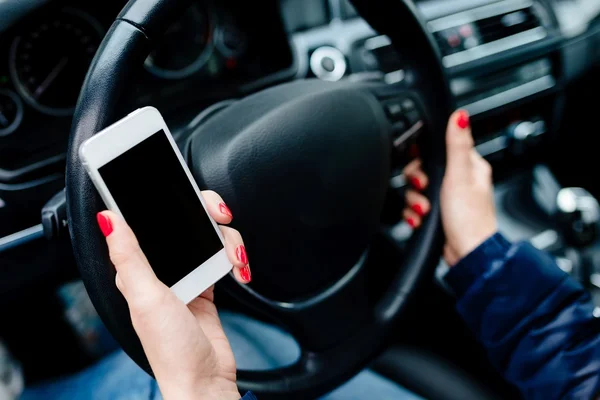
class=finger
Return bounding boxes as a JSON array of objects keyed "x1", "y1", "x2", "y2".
[
  {"x1": 446, "y1": 109, "x2": 474, "y2": 174},
  {"x1": 444, "y1": 244, "x2": 460, "y2": 267},
  {"x1": 403, "y1": 160, "x2": 429, "y2": 191},
  {"x1": 201, "y1": 190, "x2": 233, "y2": 224},
  {"x1": 469, "y1": 150, "x2": 494, "y2": 186},
  {"x1": 471, "y1": 149, "x2": 492, "y2": 171},
  {"x1": 403, "y1": 159, "x2": 421, "y2": 176},
  {"x1": 403, "y1": 208, "x2": 422, "y2": 229},
  {"x1": 405, "y1": 189, "x2": 431, "y2": 217},
  {"x1": 97, "y1": 211, "x2": 165, "y2": 301},
  {"x1": 220, "y1": 226, "x2": 252, "y2": 284}
]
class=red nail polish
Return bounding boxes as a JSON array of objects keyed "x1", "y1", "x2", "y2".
[
  {"x1": 407, "y1": 217, "x2": 416, "y2": 228},
  {"x1": 97, "y1": 213, "x2": 113, "y2": 237},
  {"x1": 236, "y1": 245, "x2": 249, "y2": 265},
  {"x1": 219, "y1": 203, "x2": 233, "y2": 219},
  {"x1": 239, "y1": 266, "x2": 252, "y2": 282},
  {"x1": 410, "y1": 177, "x2": 422, "y2": 190},
  {"x1": 412, "y1": 204, "x2": 425, "y2": 216},
  {"x1": 456, "y1": 110, "x2": 470, "y2": 129}
]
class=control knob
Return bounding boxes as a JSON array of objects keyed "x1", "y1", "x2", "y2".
[
  {"x1": 556, "y1": 187, "x2": 600, "y2": 247},
  {"x1": 507, "y1": 119, "x2": 546, "y2": 155}
]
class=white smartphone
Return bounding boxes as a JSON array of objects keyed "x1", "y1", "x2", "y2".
[{"x1": 79, "y1": 106, "x2": 232, "y2": 304}]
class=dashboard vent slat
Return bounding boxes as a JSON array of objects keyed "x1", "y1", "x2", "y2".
[
  {"x1": 475, "y1": 8, "x2": 539, "y2": 44},
  {"x1": 431, "y1": 2, "x2": 546, "y2": 63}
]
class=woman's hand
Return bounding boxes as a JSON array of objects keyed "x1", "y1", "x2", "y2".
[
  {"x1": 96, "y1": 191, "x2": 249, "y2": 400},
  {"x1": 402, "y1": 110, "x2": 497, "y2": 266}
]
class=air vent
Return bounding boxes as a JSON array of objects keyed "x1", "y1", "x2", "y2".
[
  {"x1": 475, "y1": 7, "x2": 540, "y2": 44},
  {"x1": 428, "y1": 0, "x2": 547, "y2": 68}
]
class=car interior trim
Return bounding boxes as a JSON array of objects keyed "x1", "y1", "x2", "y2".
[
  {"x1": 0, "y1": 224, "x2": 44, "y2": 254},
  {"x1": 364, "y1": 35, "x2": 392, "y2": 51},
  {"x1": 442, "y1": 27, "x2": 548, "y2": 68},
  {"x1": 393, "y1": 120, "x2": 424, "y2": 148},
  {"x1": 475, "y1": 135, "x2": 509, "y2": 157},
  {"x1": 309, "y1": 46, "x2": 347, "y2": 81},
  {"x1": 529, "y1": 229, "x2": 559, "y2": 250},
  {"x1": 235, "y1": 249, "x2": 368, "y2": 311},
  {"x1": 427, "y1": 0, "x2": 535, "y2": 33},
  {"x1": 462, "y1": 74, "x2": 555, "y2": 116},
  {"x1": 384, "y1": 70, "x2": 405, "y2": 85},
  {"x1": 0, "y1": 0, "x2": 49, "y2": 34},
  {"x1": 0, "y1": 155, "x2": 65, "y2": 183},
  {"x1": 0, "y1": 89, "x2": 24, "y2": 136}
]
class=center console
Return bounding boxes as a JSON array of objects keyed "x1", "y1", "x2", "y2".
[
  {"x1": 488, "y1": 165, "x2": 600, "y2": 307},
  {"x1": 281, "y1": 0, "x2": 600, "y2": 301}
]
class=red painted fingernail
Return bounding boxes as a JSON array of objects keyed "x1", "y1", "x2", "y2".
[
  {"x1": 412, "y1": 204, "x2": 425, "y2": 216},
  {"x1": 409, "y1": 177, "x2": 422, "y2": 190},
  {"x1": 239, "y1": 266, "x2": 252, "y2": 282},
  {"x1": 219, "y1": 202, "x2": 233, "y2": 219},
  {"x1": 456, "y1": 110, "x2": 470, "y2": 129},
  {"x1": 406, "y1": 217, "x2": 416, "y2": 228},
  {"x1": 96, "y1": 213, "x2": 113, "y2": 237},
  {"x1": 236, "y1": 245, "x2": 249, "y2": 265}
]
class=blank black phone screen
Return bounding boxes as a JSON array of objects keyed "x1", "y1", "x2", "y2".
[{"x1": 98, "y1": 129, "x2": 224, "y2": 287}]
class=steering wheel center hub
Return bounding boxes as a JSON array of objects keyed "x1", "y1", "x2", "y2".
[{"x1": 188, "y1": 80, "x2": 391, "y2": 301}]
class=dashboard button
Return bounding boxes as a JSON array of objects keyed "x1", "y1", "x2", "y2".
[
  {"x1": 391, "y1": 120, "x2": 407, "y2": 137},
  {"x1": 401, "y1": 98, "x2": 415, "y2": 112},
  {"x1": 320, "y1": 57, "x2": 336, "y2": 72},
  {"x1": 464, "y1": 37, "x2": 479, "y2": 49},
  {"x1": 459, "y1": 24, "x2": 473, "y2": 38},
  {"x1": 405, "y1": 110, "x2": 421, "y2": 126},
  {"x1": 385, "y1": 101, "x2": 403, "y2": 121},
  {"x1": 447, "y1": 34, "x2": 461, "y2": 49},
  {"x1": 310, "y1": 46, "x2": 347, "y2": 82}
]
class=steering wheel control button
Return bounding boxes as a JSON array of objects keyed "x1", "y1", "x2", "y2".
[
  {"x1": 405, "y1": 110, "x2": 421, "y2": 126},
  {"x1": 384, "y1": 100, "x2": 404, "y2": 121},
  {"x1": 309, "y1": 46, "x2": 347, "y2": 82},
  {"x1": 382, "y1": 96, "x2": 425, "y2": 153},
  {"x1": 383, "y1": 97, "x2": 417, "y2": 122},
  {"x1": 392, "y1": 120, "x2": 407, "y2": 136},
  {"x1": 394, "y1": 120, "x2": 424, "y2": 150},
  {"x1": 401, "y1": 98, "x2": 416, "y2": 112}
]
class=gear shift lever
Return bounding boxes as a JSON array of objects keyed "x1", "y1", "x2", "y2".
[
  {"x1": 532, "y1": 165, "x2": 600, "y2": 247},
  {"x1": 532, "y1": 165, "x2": 600, "y2": 293},
  {"x1": 556, "y1": 187, "x2": 600, "y2": 247}
]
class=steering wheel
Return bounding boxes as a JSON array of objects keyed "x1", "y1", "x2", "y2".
[{"x1": 66, "y1": 0, "x2": 452, "y2": 398}]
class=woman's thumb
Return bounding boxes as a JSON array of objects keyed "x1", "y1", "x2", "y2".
[
  {"x1": 97, "y1": 211, "x2": 165, "y2": 304},
  {"x1": 445, "y1": 110, "x2": 475, "y2": 174}
]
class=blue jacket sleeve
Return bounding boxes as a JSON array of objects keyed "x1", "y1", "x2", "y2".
[
  {"x1": 241, "y1": 391, "x2": 257, "y2": 400},
  {"x1": 444, "y1": 233, "x2": 600, "y2": 400}
]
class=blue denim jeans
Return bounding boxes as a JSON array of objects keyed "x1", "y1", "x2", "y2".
[{"x1": 22, "y1": 312, "x2": 421, "y2": 400}]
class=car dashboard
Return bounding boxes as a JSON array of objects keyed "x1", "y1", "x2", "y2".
[
  {"x1": 0, "y1": 0, "x2": 598, "y2": 287},
  {"x1": 0, "y1": 0, "x2": 293, "y2": 181},
  {"x1": 0, "y1": 0, "x2": 294, "y2": 243},
  {"x1": 1, "y1": 0, "x2": 600, "y2": 387}
]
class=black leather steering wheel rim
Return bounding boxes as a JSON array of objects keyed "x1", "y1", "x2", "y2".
[{"x1": 66, "y1": 1, "x2": 452, "y2": 398}]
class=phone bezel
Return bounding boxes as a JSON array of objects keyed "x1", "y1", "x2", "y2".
[{"x1": 79, "y1": 106, "x2": 231, "y2": 304}]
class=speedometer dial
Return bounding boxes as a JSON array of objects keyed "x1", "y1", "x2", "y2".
[
  {"x1": 9, "y1": 8, "x2": 103, "y2": 117},
  {"x1": 144, "y1": 2, "x2": 214, "y2": 80}
]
